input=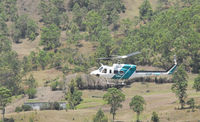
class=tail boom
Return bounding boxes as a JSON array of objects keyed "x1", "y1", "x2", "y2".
[{"x1": 130, "y1": 63, "x2": 177, "y2": 78}]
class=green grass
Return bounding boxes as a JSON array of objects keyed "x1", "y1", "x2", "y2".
[
  {"x1": 26, "y1": 99, "x2": 40, "y2": 103},
  {"x1": 11, "y1": 95, "x2": 23, "y2": 102},
  {"x1": 76, "y1": 98, "x2": 106, "y2": 109}
]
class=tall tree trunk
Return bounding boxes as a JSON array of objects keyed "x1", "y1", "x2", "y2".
[
  {"x1": 181, "y1": 99, "x2": 184, "y2": 109},
  {"x1": 136, "y1": 112, "x2": 140, "y2": 122},
  {"x1": 113, "y1": 113, "x2": 115, "y2": 121},
  {"x1": 2, "y1": 107, "x2": 5, "y2": 122}
]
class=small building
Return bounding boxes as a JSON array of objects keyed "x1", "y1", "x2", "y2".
[{"x1": 24, "y1": 102, "x2": 66, "y2": 110}]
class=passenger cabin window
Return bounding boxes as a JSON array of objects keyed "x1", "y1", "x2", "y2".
[
  {"x1": 114, "y1": 70, "x2": 118, "y2": 74},
  {"x1": 102, "y1": 69, "x2": 107, "y2": 73},
  {"x1": 110, "y1": 70, "x2": 112, "y2": 74}
]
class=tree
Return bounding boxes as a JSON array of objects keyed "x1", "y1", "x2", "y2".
[
  {"x1": 171, "y1": 65, "x2": 188, "y2": 109},
  {"x1": 151, "y1": 112, "x2": 159, "y2": 122},
  {"x1": 120, "y1": 18, "x2": 133, "y2": 36},
  {"x1": 27, "y1": 19, "x2": 38, "y2": 41},
  {"x1": 38, "y1": 50, "x2": 50, "y2": 70},
  {"x1": 187, "y1": 98, "x2": 195, "y2": 111},
  {"x1": 66, "y1": 80, "x2": 82, "y2": 109},
  {"x1": 26, "y1": 88, "x2": 37, "y2": 99},
  {"x1": 0, "y1": 17, "x2": 8, "y2": 35},
  {"x1": 84, "y1": 10, "x2": 103, "y2": 41},
  {"x1": 103, "y1": 88, "x2": 125, "y2": 121},
  {"x1": 95, "y1": 27, "x2": 114, "y2": 58},
  {"x1": 51, "y1": 80, "x2": 59, "y2": 91},
  {"x1": 0, "y1": 50, "x2": 22, "y2": 95},
  {"x1": 0, "y1": 87, "x2": 11, "y2": 122},
  {"x1": 39, "y1": 0, "x2": 67, "y2": 27},
  {"x1": 72, "y1": 3, "x2": 85, "y2": 28},
  {"x1": 25, "y1": 74, "x2": 37, "y2": 88},
  {"x1": 181, "y1": 0, "x2": 197, "y2": 6},
  {"x1": 129, "y1": 95, "x2": 145, "y2": 122},
  {"x1": 193, "y1": 74, "x2": 200, "y2": 91},
  {"x1": 139, "y1": 0, "x2": 153, "y2": 22},
  {"x1": 93, "y1": 109, "x2": 108, "y2": 122},
  {"x1": 99, "y1": 0, "x2": 126, "y2": 25},
  {"x1": 3, "y1": 0, "x2": 18, "y2": 21},
  {"x1": 40, "y1": 24, "x2": 61, "y2": 50},
  {"x1": 66, "y1": 22, "x2": 82, "y2": 43},
  {"x1": 22, "y1": 56, "x2": 31, "y2": 75},
  {"x1": 11, "y1": 15, "x2": 38, "y2": 42}
]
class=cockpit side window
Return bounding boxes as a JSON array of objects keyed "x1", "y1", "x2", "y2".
[
  {"x1": 99, "y1": 67, "x2": 103, "y2": 72},
  {"x1": 102, "y1": 68, "x2": 107, "y2": 73}
]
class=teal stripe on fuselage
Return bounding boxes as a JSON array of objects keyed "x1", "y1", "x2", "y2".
[
  {"x1": 168, "y1": 65, "x2": 177, "y2": 74},
  {"x1": 122, "y1": 65, "x2": 136, "y2": 79},
  {"x1": 112, "y1": 64, "x2": 136, "y2": 80}
]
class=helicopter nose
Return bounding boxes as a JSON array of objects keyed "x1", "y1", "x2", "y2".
[
  {"x1": 90, "y1": 71, "x2": 96, "y2": 75},
  {"x1": 90, "y1": 70, "x2": 100, "y2": 77}
]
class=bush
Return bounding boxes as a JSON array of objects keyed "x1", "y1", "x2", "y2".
[
  {"x1": 51, "y1": 81, "x2": 58, "y2": 91},
  {"x1": 187, "y1": 98, "x2": 195, "y2": 111},
  {"x1": 151, "y1": 111, "x2": 159, "y2": 122},
  {"x1": 15, "y1": 106, "x2": 23, "y2": 113},
  {"x1": 26, "y1": 88, "x2": 37, "y2": 99},
  {"x1": 93, "y1": 109, "x2": 108, "y2": 122},
  {"x1": 22, "y1": 105, "x2": 33, "y2": 111},
  {"x1": 53, "y1": 102, "x2": 60, "y2": 110},
  {"x1": 62, "y1": 65, "x2": 69, "y2": 74},
  {"x1": 4, "y1": 118, "x2": 14, "y2": 122},
  {"x1": 28, "y1": 32, "x2": 36, "y2": 41},
  {"x1": 58, "y1": 81, "x2": 65, "y2": 90},
  {"x1": 15, "y1": 105, "x2": 33, "y2": 112},
  {"x1": 75, "y1": 76, "x2": 83, "y2": 89}
]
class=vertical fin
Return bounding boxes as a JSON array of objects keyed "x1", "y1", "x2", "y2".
[{"x1": 168, "y1": 55, "x2": 177, "y2": 74}]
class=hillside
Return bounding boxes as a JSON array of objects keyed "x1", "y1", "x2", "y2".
[
  {"x1": 3, "y1": 74, "x2": 200, "y2": 122},
  {"x1": 12, "y1": 0, "x2": 158, "y2": 59},
  {"x1": 0, "y1": 0, "x2": 200, "y2": 122}
]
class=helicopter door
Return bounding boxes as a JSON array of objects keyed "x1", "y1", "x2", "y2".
[
  {"x1": 114, "y1": 70, "x2": 118, "y2": 74},
  {"x1": 114, "y1": 69, "x2": 124, "y2": 76}
]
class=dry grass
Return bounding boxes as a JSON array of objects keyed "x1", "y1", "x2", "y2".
[
  {"x1": 3, "y1": 74, "x2": 200, "y2": 122},
  {"x1": 12, "y1": 37, "x2": 42, "y2": 60},
  {"x1": 120, "y1": 0, "x2": 158, "y2": 20},
  {"x1": 78, "y1": 40, "x2": 96, "y2": 56},
  {"x1": 27, "y1": 68, "x2": 63, "y2": 87}
]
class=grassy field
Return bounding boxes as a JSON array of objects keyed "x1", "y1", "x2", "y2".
[{"x1": 3, "y1": 74, "x2": 200, "y2": 122}]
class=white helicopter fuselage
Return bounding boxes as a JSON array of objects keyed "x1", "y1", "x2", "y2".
[
  {"x1": 91, "y1": 52, "x2": 177, "y2": 80},
  {"x1": 90, "y1": 62, "x2": 177, "y2": 80}
]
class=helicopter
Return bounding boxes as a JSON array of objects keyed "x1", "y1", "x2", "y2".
[{"x1": 90, "y1": 52, "x2": 177, "y2": 82}]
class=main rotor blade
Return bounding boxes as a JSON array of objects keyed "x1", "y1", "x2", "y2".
[
  {"x1": 97, "y1": 51, "x2": 141, "y2": 60},
  {"x1": 97, "y1": 57, "x2": 112, "y2": 60},
  {"x1": 113, "y1": 51, "x2": 141, "y2": 59}
]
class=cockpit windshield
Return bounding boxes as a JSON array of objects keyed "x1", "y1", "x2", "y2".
[{"x1": 98, "y1": 67, "x2": 103, "y2": 72}]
